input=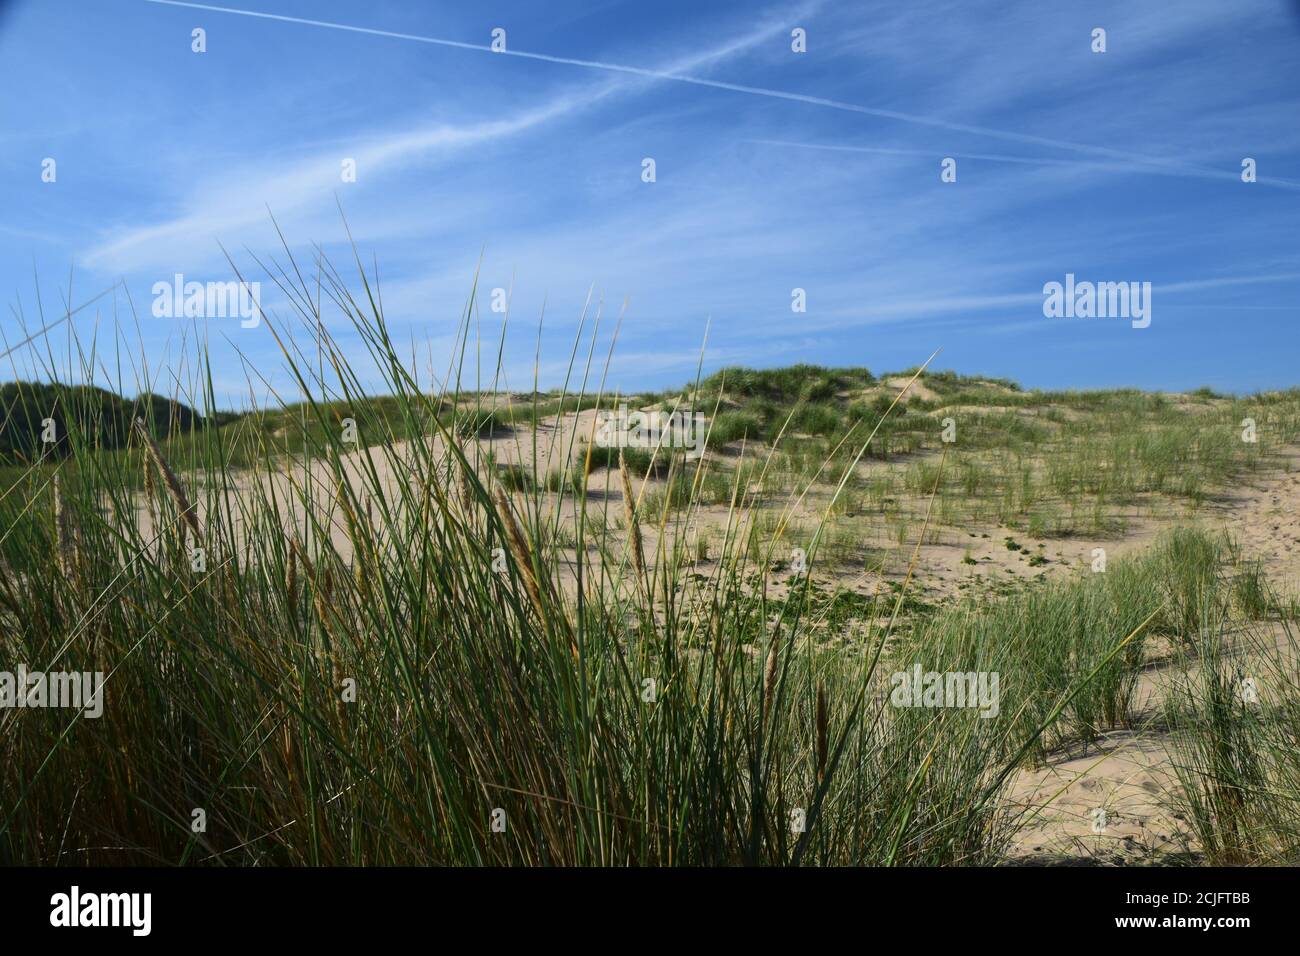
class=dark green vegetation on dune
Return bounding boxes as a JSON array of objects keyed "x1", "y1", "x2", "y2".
[{"x1": 0, "y1": 381, "x2": 234, "y2": 465}]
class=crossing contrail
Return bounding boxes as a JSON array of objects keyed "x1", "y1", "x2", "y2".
[{"x1": 142, "y1": 0, "x2": 1300, "y2": 190}]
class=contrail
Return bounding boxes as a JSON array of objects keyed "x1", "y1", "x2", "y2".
[
  {"x1": 147, "y1": 0, "x2": 1294, "y2": 192},
  {"x1": 0, "y1": 284, "x2": 120, "y2": 363},
  {"x1": 142, "y1": 0, "x2": 1294, "y2": 189}
]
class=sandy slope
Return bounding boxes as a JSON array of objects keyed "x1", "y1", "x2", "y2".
[
  {"x1": 1220, "y1": 449, "x2": 1300, "y2": 594},
  {"x1": 1005, "y1": 455, "x2": 1300, "y2": 864},
  {"x1": 137, "y1": 414, "x2": 1300, "y2": 864}
]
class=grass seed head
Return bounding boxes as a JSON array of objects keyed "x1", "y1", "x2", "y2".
[
  {"x1": 135, "y1": 417, "x2": 201, "y2": 543},
  {"x1": 495, "y1": 488, "x2": 544, "y2": 618},
  {"x1": 51, "y1": 471, "x2": 78, "y2": 578},
  {"x1": 619, "y1": 450, "x2": 646, "y2": 581}
]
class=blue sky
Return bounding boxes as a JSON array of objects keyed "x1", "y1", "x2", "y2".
[{"x1": 2, "y1": 0, "x2": 1299, "y2": 406}]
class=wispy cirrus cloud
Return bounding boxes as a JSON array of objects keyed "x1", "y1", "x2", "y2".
[{"x1": 81, "y1": 0, "x2": 819, "y2": 275}]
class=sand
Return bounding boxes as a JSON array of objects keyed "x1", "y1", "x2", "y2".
[{"x1": 134, "y1": 412, "x2": 1300, "y2": 864}]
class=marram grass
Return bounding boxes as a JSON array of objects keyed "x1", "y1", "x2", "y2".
[{"x1": 1, "y1": 249, "x2": 1297, "y2": 866}]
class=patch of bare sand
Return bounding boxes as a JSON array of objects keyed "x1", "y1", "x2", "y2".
[
  {"x1": 903, "y1": 518, "x2": 1160, "y2": 601},
  {"x1": 883, "y1": 377, "x2": 939, "y2": 403},
  {"x1": 1007, "y1": 732, "x2": 1190, "y2": 864},
  {"x1": 137, "y1": 405, "x2": 718, "y2": 568},
  {"x1": 1209, "y1": 449, "x2": 1300, "y2": 595}
]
